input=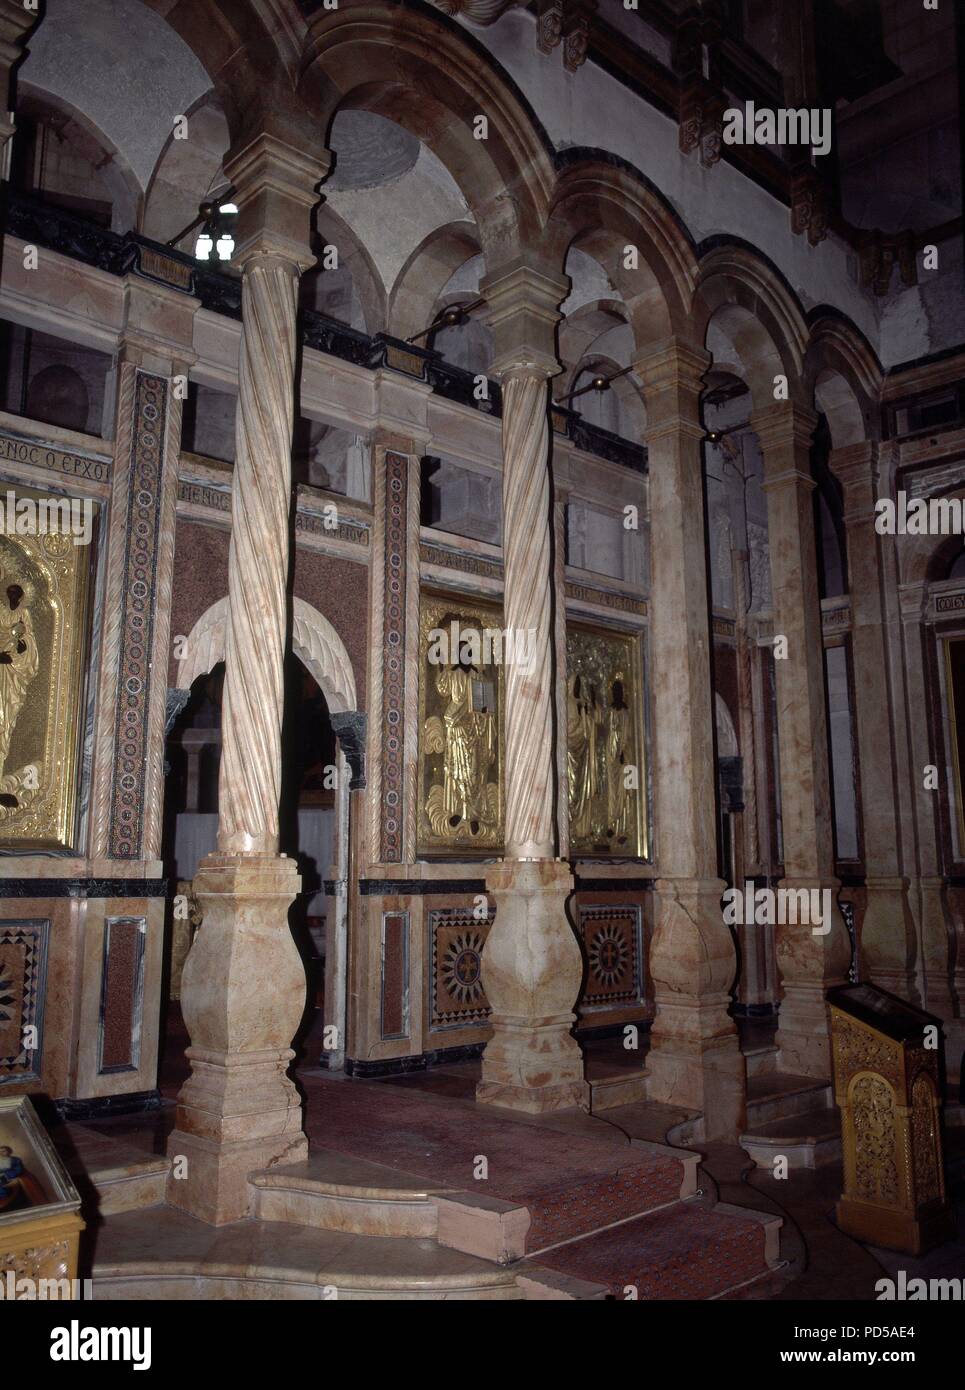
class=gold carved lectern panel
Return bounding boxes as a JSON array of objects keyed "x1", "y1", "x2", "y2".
[
  {"x1": 0, "y1": 488, "x2": 94, "y2": 850},
  {"x1": 829, "y1": 983, "x2": 954, "y2": 1256}
]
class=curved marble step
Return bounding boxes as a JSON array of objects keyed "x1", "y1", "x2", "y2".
[
  {"x1": 90, "y1": 1208, "x2": 521, "y2": 1301},
  {"x1": 249, "y1": 1150, "x2": 452, "y2": 1238}
]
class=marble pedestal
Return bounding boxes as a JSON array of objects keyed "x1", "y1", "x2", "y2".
[
  {"x1": 775, "y1": 878, "x2": 851, "y2": 1078},
  {"x1": 167, "y1": 853, "x2": 308, "y2": 1224},
  {"x1": 646, "y1": 878, "x2": 746, "y2": 1139},
  {"x1": 476, "y1": 860, "x2": 589, "y2": 1115}
]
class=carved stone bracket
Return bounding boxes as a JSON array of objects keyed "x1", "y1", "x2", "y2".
[
  {"x1": 330, "y1": 711, "x2": 367, "y2": 791},
  {"x1": 791, "y1": 170, "x2": 830, "y2": 246},
  {"x1": 536, "y1": 0, "x2": 594, "y2": 70},
  {"x1": 859, "y1": 229, "x2": 918, "y2": 296}
]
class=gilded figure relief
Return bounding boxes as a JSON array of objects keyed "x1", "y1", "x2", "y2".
[
  {"x1": 566, "y1": 624, "x2": 646, "y2": 857},
  {"x1": 0, "y1": 486, "x2": 94, "y2": 850},
  {"x1": 418, "y1": 594, "x2": 504, "y2": 853}
]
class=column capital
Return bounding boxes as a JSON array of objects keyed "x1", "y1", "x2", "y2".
[
  {"x1": 634, "y1": 340, "x2": 710, "y2": 441},
  {"x1": 119, "y1": 275, "x2": 200, "y2": 375},
  {"x1": 898, "y1": 580, "x2": 927, "y2": 623},
  {"x1": 752, "y1": 403, "x2": 819, "y2": 490},
  {"x1": 224, "y1": 132, "x2": 330, "y2": 272},
  {"x1": 751, "y1": 402, "x2": 819, "y2": 450},
  {"x1": 480, "y1": 259, "x2": 567, "y2": 379},
  {"x1": 633, "y1": 339, "x2": 711, "y2": 392},
  {"x1": 829, "y1": 441, "x2": 883, "y2": 524}
]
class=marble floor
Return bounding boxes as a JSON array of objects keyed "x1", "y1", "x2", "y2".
[{"x1": 57, "y1": 1005, "x2": 965, "y2": 1301}]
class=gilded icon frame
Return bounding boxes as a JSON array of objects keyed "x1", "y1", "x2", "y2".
[
  {"x1": 417, "y1": 591, "x2": 506, "y2": 856},
  {"x1": 565, "y1": 620, "x2": 648, "y2": 860},
  {"x1": 0, "y1": 483, "x2": 96, "y2": 852}
]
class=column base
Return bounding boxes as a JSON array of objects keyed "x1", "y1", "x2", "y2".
[
  {"x1": 167, "y1": 1120, "x2": 308, "y2": 1227},
  {"x1": 477, "y1": 860, "x2": 587, "y2": 1114},
  {"x1": 167, "y1": 851, "x2": 307, "y2": 1224}
]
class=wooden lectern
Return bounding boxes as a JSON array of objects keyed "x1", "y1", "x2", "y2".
[{"x1": 829, "y1": 983, "x2": 955, "y2": 1255}]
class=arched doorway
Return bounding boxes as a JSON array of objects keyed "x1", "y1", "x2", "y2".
[{"x1": 161, "y1": 597, "x2": 361, "y2": 1086}]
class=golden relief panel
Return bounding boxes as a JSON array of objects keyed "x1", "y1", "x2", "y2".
[
  {"x1": 566, "y1": 624, "x2": 647, "y2": 858},
  {"x1": 418, "y1": 594, "x2": 505, "y2": 855},
  {"x1": 0, "y1": 486, "x2": 94, "y2": 850}
]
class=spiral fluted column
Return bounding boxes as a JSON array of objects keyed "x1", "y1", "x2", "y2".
[
  {"x1": 476, "y1": 264, "x2": 587, "y2": 1114},
  {"x1": 168, "y1": 132, "x2": 325, "y2": 1224},
  {"x1": 219, "y1": 257, "x2": 298, "y2": 853},
  {"x1": 501, "y1": 368, "x2": 555, "y2": 860}
]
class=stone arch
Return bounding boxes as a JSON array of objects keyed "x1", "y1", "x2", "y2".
[
  {"x1": 14, "y1": 82, "x2": 143, "y2": 233},
  {"x1": 303, "y1": 200, "x2": 386, "y2": 334},
  {"x1": 176, "y1": 596, "x2": 357, "y2": 715},
  {"x1": 694, "y1": 241, "x2": 809, "y2": 407},
  {"x1": 545, "y1": 153, "x2": 699, "y2": 355},
  {"x1": 903, "y1": 510, "x2": 965, "y2": 586},
  {"x1": 388, "y1": 223, "x2": 483, "y2": 342},
  {"x1": 806, "y1": 311, "x2": 882, "y2": 452},
  {"x1": 20, "y1": 0, "x2": 215, "y2": 212},
  {"x1": 139, "y1": 0, "x2": 303, "y2": 141},
  {"x1": 142, "y1": 90, "x2": 231, "y2": 246},
  {"x1": 298, "y1": 3, "x2": 556, "y2": 268},
  {"x1": 715, "y1": 693, "x2": 739, "y2": 758}
]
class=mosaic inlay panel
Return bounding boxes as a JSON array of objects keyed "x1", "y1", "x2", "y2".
[
  {"x1": 0, "y1": 919, "x2": 49, "y2": 1082},
  {"x1": 577, "y1": 904, "x2": 644, "y2": 1011},
  {"x1": 379, "y1": 452, "x2": 408, "y2": 863},
  {"x1": 429, "y1": 907, "x2": 493, "y2": 1031},
  {"x1": 109, "y1": 370, "x2": 169, "y2": 860}
]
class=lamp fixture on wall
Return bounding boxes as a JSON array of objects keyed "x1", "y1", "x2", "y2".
[
  {"x1": 167, "y1": 187, "x2": 238, "y2": 262},
  {"x1": 407, "y1": 297, "x2": 485, "y2": 345},
  {"x1": 555, "y1": 363, "x2": 634, "y2": 405}
]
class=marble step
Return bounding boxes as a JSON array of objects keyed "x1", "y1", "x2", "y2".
[
  {"x1": 518, "y1": 1199, "x2": 783, "y2": 1300},
  {"x1": 90, "y1": 1208, "x2": 522, "y2": 1301},
  {"x1": 587, "y1": 1069, "x2": 649, "y2": 1111},
  {"x1": 740, "y1": 1106, "x2": 843, "y2": 1170},
  {"x1": 746, "y1": 1073, "x2": 833, "y2": 1127},
  {"x1": 60, "y1": 1125, "x2": 171, "y2": 1216},
  {"x1": 249, "y1": 1150, "x2": 450, "y2": 1238},
  {"x1": 744, "y1": 1043, "x2": 779, "y2": 1079}
]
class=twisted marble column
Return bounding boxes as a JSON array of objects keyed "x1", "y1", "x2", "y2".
[
  {"x1": 219, "y1": 256, "x2": 299, "y2": 854},
  {"x1": 168, "y1": 252, "x2": 308, "y2": 1224},
  {"x1": 477, "y1": 354, "x2": 586, "y2": 1113},
  {"x1": 501, "y1": 367, "x2": 555, "y2": 860}
]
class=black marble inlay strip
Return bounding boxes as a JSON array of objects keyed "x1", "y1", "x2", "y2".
[
  {"x1": 359, "y1": 878, "x2": 487, "y2": 896},
  {"x1": 0, "y1": 878, "x2": 168, "y2": 899},
  {"x1": 343, "y1": 1040, "x2": 486, "y2": 1078},
  {"x1": 574, "y1": 877, "x2": 655, "y2": 892}
]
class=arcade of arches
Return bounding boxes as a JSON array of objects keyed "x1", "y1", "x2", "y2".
[{"x1": 0, "y1": 0, "x2": 963, "y2": 1302}]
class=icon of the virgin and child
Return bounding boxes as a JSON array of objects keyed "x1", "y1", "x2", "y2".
[{"x1": 0, "y1": 1142, "x2": 46, "y2": 1212}]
